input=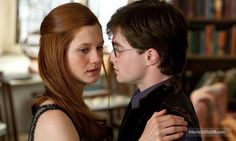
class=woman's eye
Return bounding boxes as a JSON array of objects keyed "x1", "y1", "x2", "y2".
[
  {"x1": 79, "y1": 48, "x2": 89, "y2": 54},
  {"x1": 97, "y1": 46, "x2": 104, "y2": 52}
]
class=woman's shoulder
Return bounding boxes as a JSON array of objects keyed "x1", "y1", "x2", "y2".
[{"x1": 33, "y1": 105, "x2": 80, "y2": 141}]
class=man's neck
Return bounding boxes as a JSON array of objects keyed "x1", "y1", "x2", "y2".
[{"x1": 137, "y1": 74, "x2": 171, "y2": 92}]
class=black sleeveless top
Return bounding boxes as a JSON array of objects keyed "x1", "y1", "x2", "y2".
[
  {"x1": 28, "y1": 104, "x2": 69, "y2": 141},
  {"x1": 28, "y1": 104, "x2": 113, "y2": 141}
]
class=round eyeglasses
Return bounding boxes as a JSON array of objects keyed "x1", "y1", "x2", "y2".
[{"x1": 112, "y1": 46, "x2": 137, "y2": 57}]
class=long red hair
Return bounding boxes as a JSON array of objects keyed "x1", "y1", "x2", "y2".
[{"x1": 33, "y1": 3, "x2": 111, "y2": 140}]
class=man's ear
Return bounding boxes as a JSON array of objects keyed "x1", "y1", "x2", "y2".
[{"x1": 145, "y1": 48, "x2": 159, "y2": 66}]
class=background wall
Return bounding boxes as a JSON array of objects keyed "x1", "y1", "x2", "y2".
[
  {"x1": 0, "y1": 0, "x2": 131, "y2": 55},
  {"x1": 0, "y1": 0, "x2": 21, "y2": 54}
]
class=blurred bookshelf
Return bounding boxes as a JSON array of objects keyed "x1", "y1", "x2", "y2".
[
  {"x1": 167, "y1": 0, "x2": 236, "y2": 109},
  {"x1": 167, "y1": 0, "x2": 236, "y2": 57}
]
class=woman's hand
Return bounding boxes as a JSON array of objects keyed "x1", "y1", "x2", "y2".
[{"x1": 139, "y1": 109, "x2": 188, "y2": 141}]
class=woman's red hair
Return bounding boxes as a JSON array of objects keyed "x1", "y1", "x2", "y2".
[{"x1": 34, "y1": 3, "x2": 111, "y2": 140}]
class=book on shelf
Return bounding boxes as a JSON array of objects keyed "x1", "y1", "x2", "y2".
[
  {"x1": 188, "y1": 24, "x2": 236, "y2": 56},
  {"x1": 167, "y1": 0, "x2": 236, "y2": 19},
  {"x1": 166, "y1": 0, "x2": 236, "y2": 57},
  {"x1": 205, "y1": 25, "x2": 214, "y2": 55},
  {"x1": 188, "y1": 26, "x2": 235, "y2": 56},
  {"x1": 230, "y1": 25, "x2": 236, "y2": 56}
]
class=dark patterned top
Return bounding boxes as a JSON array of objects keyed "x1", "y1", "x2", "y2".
[{"x1": 27, "y1": 104, "x2": 66, "y2": 141}]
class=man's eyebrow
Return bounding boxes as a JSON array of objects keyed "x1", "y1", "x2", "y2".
[{"x1": 112, "y1": 41, "x2": 117, "y2": 45}]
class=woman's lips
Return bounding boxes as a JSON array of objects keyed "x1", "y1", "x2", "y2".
[{"x1": 87, "y1": 68, "x2": 100, "y2": 76}]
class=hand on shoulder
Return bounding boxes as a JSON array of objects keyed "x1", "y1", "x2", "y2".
[{"x1": 139, "y1": 109, "x2": 188, "y2": 141}]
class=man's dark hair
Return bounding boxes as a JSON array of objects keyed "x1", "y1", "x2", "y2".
[{"x1": 107, "y1": 0, "x2": 188, "y2": 75}]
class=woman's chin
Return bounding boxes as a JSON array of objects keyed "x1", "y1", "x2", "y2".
[{"x1": 86, "y1": 77, "x2": 99, "y2": 84}]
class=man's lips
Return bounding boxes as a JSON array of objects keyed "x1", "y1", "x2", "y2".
[{"x1": 113, "y1": 67, "x2": 119, "y2": 73}]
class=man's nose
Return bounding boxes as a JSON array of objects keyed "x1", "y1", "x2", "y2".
[{"x1": 109, "y1": 51, "x2": 116, "y2": 64}]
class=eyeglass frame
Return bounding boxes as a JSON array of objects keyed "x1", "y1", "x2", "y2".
[{"x1": 111, "y1": 44, "x2": 146, "y2": 58}]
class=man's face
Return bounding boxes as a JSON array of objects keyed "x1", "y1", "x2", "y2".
[{"x1": 109, "y1": 29, "x2": 147, "y2": 84}]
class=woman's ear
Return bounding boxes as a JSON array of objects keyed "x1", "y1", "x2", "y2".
[{"x1": 145, "y1": 48, "x2": 159, "y2": 66}]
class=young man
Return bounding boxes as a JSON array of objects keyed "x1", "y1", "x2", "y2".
[{"x1": 107, "y1": 0, "x2": 202, "y2": 141}]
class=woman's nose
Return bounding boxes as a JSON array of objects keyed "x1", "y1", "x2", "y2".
[{"x1": 90, "y1": 51, "x2": 102, "y2": 63}]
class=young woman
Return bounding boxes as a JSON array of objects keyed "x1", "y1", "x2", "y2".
[
  {"x1": 28, "y1": 3, "x2": 187, "y2": 141},
  {"x1": 28, "y1": 3, "x2": 111, "y2": 141}
]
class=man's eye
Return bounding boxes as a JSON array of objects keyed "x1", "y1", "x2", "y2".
[
  {"x1": 79, "y1": 48, "x2": 89, "y2": 54},
  {"x1": 112, "y1": 43, "x2": 118, "y2": 50},
  {"x1": 114, "y1": 47, "x2": 121, "y2": 53},
  {"x1": 112, "y1": 45, "x2": 119, "y2": 52}
]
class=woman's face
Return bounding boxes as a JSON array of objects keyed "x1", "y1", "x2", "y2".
[{"x1": 67, "y1": 24, "x2": 104, "y2": 84}]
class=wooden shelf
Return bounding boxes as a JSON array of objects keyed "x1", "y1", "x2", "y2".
[
  {"x1": 186, "y1": 57, "x2": 236, "y2": 72},
  {"x1": 187, "y1": 55, "x2": 236, "y2": 61},
  {"x1": 188, "y1": 18, "x2": 236, "y2": 30},
  {"x1": 188, "y1": 18, "x2": 236, "y2": 24}
]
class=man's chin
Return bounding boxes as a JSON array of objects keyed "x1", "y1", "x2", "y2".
[{"x1": 117, "y1": 77, "x2": 127, "y2": 84}]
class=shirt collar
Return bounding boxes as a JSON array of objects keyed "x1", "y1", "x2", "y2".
[{"x1": 131, "y1": 78, "x2": 171, "y2": 109}]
